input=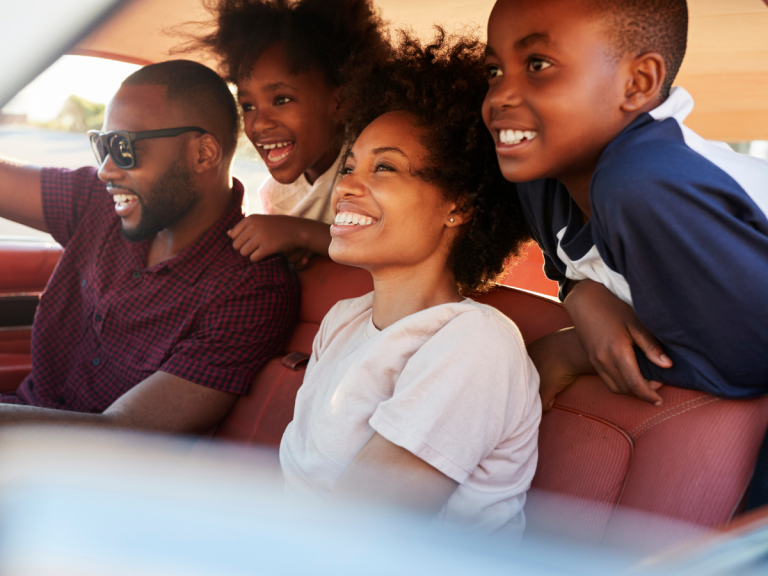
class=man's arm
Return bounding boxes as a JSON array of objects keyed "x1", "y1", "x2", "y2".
[
  {"x1": 0, "y1": 155, "x2": 47, "y2": 232},
  {"x1": 0, "y1": 371, "x2": 237, "y2": 434}
]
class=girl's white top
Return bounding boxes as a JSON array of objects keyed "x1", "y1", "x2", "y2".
[
  {"x1": 280, "y1": 292, "x2": 542, "y2": 539},
  {"x1": 258, "y1": 153, "x2": 342, "y2": 224}
]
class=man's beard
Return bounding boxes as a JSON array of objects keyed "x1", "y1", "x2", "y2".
[{"x1": 122, "y1": 159, "x2": 200, "y2": 242}]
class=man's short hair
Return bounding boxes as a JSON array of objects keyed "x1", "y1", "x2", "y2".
[
  {"x1": 588, "y1": 0, "x2": 688, "y2": 100},
  {"x1": 122, "y1": 59, "x2": 240, "y2": 158}
]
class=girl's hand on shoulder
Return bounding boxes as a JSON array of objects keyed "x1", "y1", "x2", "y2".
[
  {"x1": 564, "y1": 279, "x2": 671, "y2": 407},
  {"x1": 228, "y1": 214, "x2": 331, "y2": 263},
  {"x1": 228, "y1": 214, "x2": 303, "y2": 262},
  {"x1": 528, "y1": 328, "x2": 593, "y2": 412}
]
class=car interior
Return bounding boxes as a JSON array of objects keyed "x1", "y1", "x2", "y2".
[{"x1": 1, "y1": 0, "x2": 767, "y2": 558}]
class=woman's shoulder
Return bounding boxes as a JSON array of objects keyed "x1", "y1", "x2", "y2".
[
  {"x1": 405, "y1": 299, "x2": 525, "y2": 346},
  {"x1": 321, "y1": 292, "x2": 375, "y2": 327},
  {"x1": 380, "y1": 299, "x2": 530, "y2": 369}
]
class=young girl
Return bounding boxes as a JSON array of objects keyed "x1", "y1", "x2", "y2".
[
  {"x1": 280, "y1": 31, "x2": 541, "y2": 537},
  {"x1": 187, "y1": 0, "x2": 390, "y2": 267}
]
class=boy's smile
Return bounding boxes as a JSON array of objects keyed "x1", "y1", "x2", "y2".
[{"x1": 483, "y1": 0, "x2": 632, "y2": 198}]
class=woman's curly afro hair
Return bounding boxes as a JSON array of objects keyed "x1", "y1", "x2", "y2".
[
  {"x1": 175, "y1": 0, "x2": 391, "y2": 87},
  {"x1": 341, "y1": 29, "x2": 530, "y2": 294}
]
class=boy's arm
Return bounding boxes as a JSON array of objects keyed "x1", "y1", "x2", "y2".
[
  {"x1": 0, "y1": 156, "x2": 47, "y2": 232},
  {"x1": 564, "y1": 280, "x2": 669, "y2": 406},
  {"x1": 588, "y1": 143, "x2": 768, "y2": 397},
  {"x1": 528, "y1": 327, "x2": 596, "y2": 411},
  {"x1": 229, "y1": 214, "x2": 331, "y2": 262}
]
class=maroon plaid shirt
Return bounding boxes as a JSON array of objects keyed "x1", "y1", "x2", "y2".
[{"x1": 0, "y1": 167, "x2": 299, "y2": 412}]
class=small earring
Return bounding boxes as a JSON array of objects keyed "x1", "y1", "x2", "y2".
[{"x1": 449, "y1": 217, "x2": 455, "y2": 223}]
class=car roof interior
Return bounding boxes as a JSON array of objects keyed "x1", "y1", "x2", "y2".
[{"x1": 70, "y1": 0, "x2": 768, "y2": 142}]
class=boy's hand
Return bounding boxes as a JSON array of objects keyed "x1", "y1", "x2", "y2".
[
  {"x1": 564, "y1": 280, "x2": 671, "y2": 407},
  {"x1": 528, "y1": 328, "x2": 593, "y2": 412}
]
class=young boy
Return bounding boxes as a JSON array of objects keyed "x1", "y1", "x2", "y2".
[
  {"x1": 482, "y1": 0, "x2": 768, "y2": 411},
  {"x1": 183, "y1": 0, "x2": 390, "y2": 268}
]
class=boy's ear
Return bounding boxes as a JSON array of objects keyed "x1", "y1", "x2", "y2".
[{"x1": 621, "y1": 52, "x2": 666, "y2": 113}]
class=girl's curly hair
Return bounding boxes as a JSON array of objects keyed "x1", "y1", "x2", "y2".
[
  {"x1": 173, "y1": 0, "x2": 391, "y2": 87},
  {"x1": 341, "y1": 29, "x2": 530, "y2": 294}
]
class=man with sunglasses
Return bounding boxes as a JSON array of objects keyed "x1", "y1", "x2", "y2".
[{"x1": 0, "y1": 60, "x2": 299, "y2": 433}]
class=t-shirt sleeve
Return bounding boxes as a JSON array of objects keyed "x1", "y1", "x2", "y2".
[
  {"x1": 590, "y1": 144, "x2": 768, "y2": 396},
  {"x1": 159, "y1": 271, "x2": 299, "y2": 394},
  {"x1": 369, "y1": 310, "x2": 537, "y2": 484},
  {"x1": 40, "y1": 166, "x2": 104, "y2": 247}
]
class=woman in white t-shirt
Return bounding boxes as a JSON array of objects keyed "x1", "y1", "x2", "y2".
[{"x1": 280, "y1": 31, "x2": 541, "y2": 538}]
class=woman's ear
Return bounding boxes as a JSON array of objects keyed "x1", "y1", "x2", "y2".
[
  {"x1": 621, "y1": 52, "x2": 666, "y2": 113},
  {"x1": 446, "y1": 202, "x2": 473, "y2": 227},
  {"x1": 190, "y1": 134, "x2": 223, "y2": 173}
]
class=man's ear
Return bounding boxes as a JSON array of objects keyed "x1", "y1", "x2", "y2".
[
  {"x1": 621, "y1": 52, "x2": 666, "y2": 113},
  {"x1": 190, "y1": 134, "x2": 222, "y2": 174}
]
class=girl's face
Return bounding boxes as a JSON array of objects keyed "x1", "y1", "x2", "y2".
[
  {"x1": 238, "y1": 43, "x2": 341, "y2": 185},
  {"x1": 329, "y1": 112, "x2": 464, "y2": 274}
]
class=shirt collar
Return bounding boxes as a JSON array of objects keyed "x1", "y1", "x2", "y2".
[
  {"x1": 134, "y1": 178, "x2": 246, "y2": 285},
  {"x1": 648, "y1": 86, "x2": 694, "y2": 123}
]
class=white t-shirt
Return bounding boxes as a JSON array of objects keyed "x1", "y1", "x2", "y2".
[
  {"x1": 280, "y1": 292, "x2": 541, "y2": 538},
  {"x1": 258, "y1": 154, "x2": 342, "y2": 224}
]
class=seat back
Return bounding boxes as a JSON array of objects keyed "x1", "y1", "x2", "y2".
[
  {"x1": 215, "y1": 258, "x2": 768, "y2": 546},
  {"x1": 213, "y1": 259, "x2": 372, "y2": 444}
]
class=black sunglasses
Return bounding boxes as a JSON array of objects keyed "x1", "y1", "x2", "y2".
[{"x1": 87, "y1": 126, "x2": 208, "y2": 169}]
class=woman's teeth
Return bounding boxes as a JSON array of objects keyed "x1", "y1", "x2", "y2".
[
  {"x1": 334, "y1": 211, "x2": 375, "y2": 226},
  {"x1": 113, "y1": 193, "x2": 138, "y2": 206},
  {"x1": 499, "y1": 129, "x2": 538, "y2": 145}
]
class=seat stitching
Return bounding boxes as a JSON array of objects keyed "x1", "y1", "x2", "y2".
[
  {"x1": 629, "y1": 396, "x2": 706, "y2": 437},
  {"x1": 630, "y1": 396, "x2": 720, "y2": 439}
]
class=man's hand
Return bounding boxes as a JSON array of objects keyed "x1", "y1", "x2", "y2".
[
  {"x1": 228, "y1": 214, "x2": 331, "y2": 263},
  {"x1": 528, "y1": 328, "x2": 594, "y2": 412},
  {"x1": 564, "y1": 280, "x2": 671, "y2": 407}
]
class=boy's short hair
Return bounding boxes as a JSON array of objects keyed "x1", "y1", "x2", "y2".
[
  {"x1": 588, "y1": 0, "x2": 688, "y2": 99},
  {"x1": 179, "y1": 0, "x2": 390, "y2": 87},
  {"x1": 122, "y1": 59, "x2": 240, "y2": 158}
]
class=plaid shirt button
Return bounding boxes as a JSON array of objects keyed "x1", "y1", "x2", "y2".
[
  {"x1": 81, "y1": 279, "x2": 87, "y2": 287},
  {"x1": 132, "y1": 271, "x2": 141, "y2": 279},
  {"x1": 92, "y1": 358, "x2": 101, "y2": 367}
]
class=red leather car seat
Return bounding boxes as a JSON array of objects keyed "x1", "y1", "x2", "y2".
[
  {"x1": 0, "y1": 242, "x2": 63, "y2": 391},
  {"x1": 216, "y1": 257, "x2": 768, "y2": 548},
  {"x1": 477, "y1": 287, "x2": 768, "y2": 548},
  {"x1": 214, "y1": 258, "x2": 373, "y2": 444}
]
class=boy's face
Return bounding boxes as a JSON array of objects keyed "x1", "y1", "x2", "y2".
[
  {"x1": 238, "y1": 43, "x2": 340, "y2": 185},
  {"x1": 482, "y1": 0, "x2": 629, "y2": 186}
]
